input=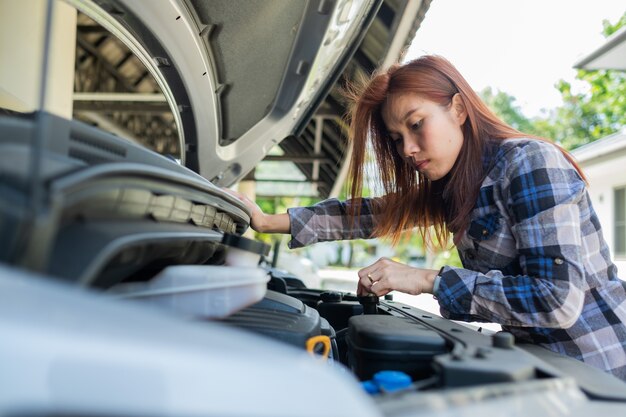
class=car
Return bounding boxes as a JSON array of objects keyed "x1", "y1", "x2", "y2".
[{"x1": 2, "y1": 1, "x2": 626, "y2": 416}]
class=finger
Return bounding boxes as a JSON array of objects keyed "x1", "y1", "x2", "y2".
[
  {"x1": 356, "y1": 281, "x2": 367, "y2": 296},
  {"x1": 358, "y1": 257, "x2": 387, "y2": 279},
  {"x1": 357, "y1": 270, "x2": 379, "y2": 294},
  {"x1": 357, "y1": 266, "x2": 373, "y2": 280},
  {"x1": 357, "y1": 280, "x2": 373, "y2": 296},
  {"x1": 369, "y1": 279, "x2": 391, "y2": 297},
  {"x1": 358, "y1": 261, "x2": 384, "y2": 281},
  {"x1": 357, "y1": 267, "x2": 373, "y2": 284},
  {"x1": 358, "y1": 274, "x2": 373, "y2": 292},
  {"x1": 360, "y1": 269, "x2": 381, "y2": 293}
]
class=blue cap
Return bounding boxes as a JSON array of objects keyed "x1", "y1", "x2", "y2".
[
  {"x1": 361, "y1": 380, "x2": 380, "y2": 394},
  {"x1": 373, "y1": 371, "x2": 412, "y2": 392}
]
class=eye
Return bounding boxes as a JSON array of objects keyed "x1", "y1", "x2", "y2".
[{"x1": 410, "y1": 120, "x2": 422, "y2": 131}]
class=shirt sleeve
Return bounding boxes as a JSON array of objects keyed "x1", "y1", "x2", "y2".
[
  {"x1": 287, "y1": 198, "x2": 379, "y2": 249},
  {"x1": 437, "y1": 141, "x2": 587, "y2": 328}
]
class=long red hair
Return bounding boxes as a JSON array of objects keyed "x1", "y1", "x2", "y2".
[{"x1": 345, "y1": 55, "x2": 585, "y2": 247}]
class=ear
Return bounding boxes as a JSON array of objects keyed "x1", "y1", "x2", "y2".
[{"x1": 451, "y1": 93, "x2": 468, "y2": 125}]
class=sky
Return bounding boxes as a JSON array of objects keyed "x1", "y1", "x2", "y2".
[{"x1": 406, "y1": 0, "x2": 626, "y2": 117}]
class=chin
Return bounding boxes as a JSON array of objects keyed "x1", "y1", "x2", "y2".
[{"x1": 423, "y1": 171, "x2": 441, "y2": 181}]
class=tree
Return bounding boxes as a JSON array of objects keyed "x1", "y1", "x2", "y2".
[
  {"x1": 479, "y1": 86, "x2": 535, "y2": 133},
  {"x1": 534, "y1": 13, "x2": 626, "y2": 150},
  {"x1": 481, "y1": 13, "x2": 626, "y2": 151}
]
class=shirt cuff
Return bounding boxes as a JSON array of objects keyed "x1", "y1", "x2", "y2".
[{"x1": 436, "y1": 266, "x2": 477, "y2": 321}]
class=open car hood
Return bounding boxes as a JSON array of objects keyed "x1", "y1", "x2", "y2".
[
  {"x1": 69, "y1": 0, "x2": 382, "y2": 186},
  {"x1": 4, "y1": 4, "x2": 626, "y2": 414}
]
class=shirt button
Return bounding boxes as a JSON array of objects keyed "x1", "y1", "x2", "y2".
[
  {"x1": 554, "y1": 258, "x2": 564, "y2": 265},
  {"x1": 482, "y1": 229, "x2": 489, "y2": 236}
]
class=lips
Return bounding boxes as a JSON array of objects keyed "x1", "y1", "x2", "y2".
[{"x1": 414, "y1": 159, "x2": 429, "y2": 170}]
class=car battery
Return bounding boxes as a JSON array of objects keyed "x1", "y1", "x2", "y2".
[{"x1": 346, "y1": 315, "x2": 448, "y2": 380}]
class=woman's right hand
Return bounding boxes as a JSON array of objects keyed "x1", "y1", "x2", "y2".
[{"x1": 222, "y1": 188, "x2": 267, "y2": 232}]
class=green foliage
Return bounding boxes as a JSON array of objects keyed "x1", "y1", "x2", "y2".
[
  {"x1": 603, "y1": 13, "x2": 626, "y2": 36},
  {"x1": 542, "y1": 71, "x2": 626, "y2": 149},
  {"x1": 479, "y1": 87, "x2": 536, "y2": 133},
  {"x1": 256, "y1": 196, "x2": 318, "y2": 215},
  {"x1": 480, "y1": 13, "x2": 626, "y2": 151},
  {"x1": 433, "y1": 248, "x2": 463, "y2": 269},
  {"x1": 479, "y1": 87, "x2": 553, "y2": 141},
  {"x1": 532, "y1": 13, "x2": 626, "y2": 150}
]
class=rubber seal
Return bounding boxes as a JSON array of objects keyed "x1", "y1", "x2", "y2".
[{"x1": 221, "y1": 233, "x2": 270, "y2": 256}]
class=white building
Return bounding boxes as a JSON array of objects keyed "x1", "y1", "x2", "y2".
[
  {"x1": 572, "y1": 132, "x2": 626, "y2": 274},
  {"x1": 572, "y1": 26, "x2": 626, "y2": 275}
]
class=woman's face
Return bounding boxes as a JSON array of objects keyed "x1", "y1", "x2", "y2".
[{"x1": 381, "y1": 92, "x2": 466, "y2": 181}]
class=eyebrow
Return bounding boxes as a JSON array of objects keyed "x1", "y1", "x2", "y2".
[
  {"x1": 402, "y1": 108, "x2": 419, "y2": 121},
  {"x1": 388, "y1": 108, "x2": 420, "y2": 135},
  {"x1": 384, "y1": 105, "x2": 422, "y2": 135}
]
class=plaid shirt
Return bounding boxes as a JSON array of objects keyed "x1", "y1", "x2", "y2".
[{"x1": 287, "y1": 139, "x2": 626, "y2": 379}]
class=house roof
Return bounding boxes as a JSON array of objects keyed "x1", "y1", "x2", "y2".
[
  {"x1": 574, "y1": 26, "x2": 626, "y2": 71},
  {"x1": 571, "y1": 130, "x2": 626, "y2": 164}
]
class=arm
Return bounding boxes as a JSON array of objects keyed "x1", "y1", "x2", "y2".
[
  {"x1": 255, "y1": 213, "x2": 290, "y2": 234},
  {"x1": 223, "y1": 188, "x2": 381, "y2": 247},
  {"x1": 437, "y1": 141, "x2": 586, "y2": 328},
  {"x1": 288, "y1": 197, "x2": 381, "y2": 248}
]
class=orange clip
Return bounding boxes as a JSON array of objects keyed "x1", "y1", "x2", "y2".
[{"x1": 305, "y1": 335, "x2": 331, "y2": 360}]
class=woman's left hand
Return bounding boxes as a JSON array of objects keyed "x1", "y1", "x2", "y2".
[{"x1": 357, "y1": 257, "x2": 439, "y2": 297}]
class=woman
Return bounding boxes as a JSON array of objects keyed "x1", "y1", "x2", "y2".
[{"x1": 227, "y1": 55, "x2": 626, "y2": 379}]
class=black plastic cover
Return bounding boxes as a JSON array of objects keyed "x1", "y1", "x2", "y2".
[
  {"x1": 347, "y1": 315, "x2": 448, "y2": 380},
  {"x1": 317, "y1": 300, "x2": 363, "y2": 331}
]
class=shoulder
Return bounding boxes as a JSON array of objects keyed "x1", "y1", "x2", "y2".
[
  {"x1": 492, "y1": 139, "x2": 586, "y2": 217},
  {"x1": 484, "y1": 138, "x2": 571, "y2": 187},
  {"x1": 484, "y1": 138, "x2": 580, "y2": 187},
  {"x1": 497, "y1": 138, "x2": 573, "y2": 172}
]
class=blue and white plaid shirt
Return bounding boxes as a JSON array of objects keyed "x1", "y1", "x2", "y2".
[{"x1": 287, "y1": 138, "x2": 626, "y2": 379}]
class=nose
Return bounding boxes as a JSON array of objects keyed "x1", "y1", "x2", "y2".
[{"x1": 402, "y1": 136, "x2": 420, "y2": 158}]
